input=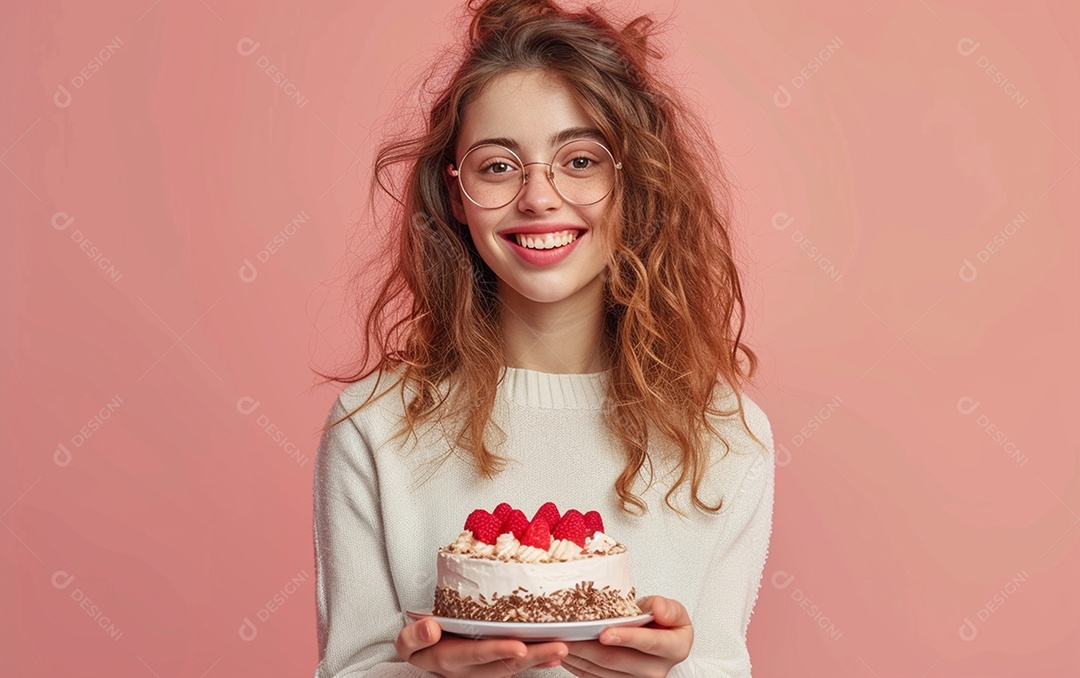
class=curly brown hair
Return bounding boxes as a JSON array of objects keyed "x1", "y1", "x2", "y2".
[{"x1": 317, "y1": 0, "x2": 763, "y2": 517}]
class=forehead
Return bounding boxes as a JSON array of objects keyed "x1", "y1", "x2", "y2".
[{"x1": 456, "y1": 70, "x2": 601, "y2": 157}]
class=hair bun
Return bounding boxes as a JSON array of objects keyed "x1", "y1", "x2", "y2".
[{"x1": 468, "y1": 0, "x2": 557, "y2": 42}]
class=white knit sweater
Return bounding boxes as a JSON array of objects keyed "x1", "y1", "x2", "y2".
[{"x1": 313, "y1": 366, "x2": 775, "y2": 677}]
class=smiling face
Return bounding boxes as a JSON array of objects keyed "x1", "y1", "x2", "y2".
[{"x1": 448, "y1": 69, "x2": 617, "y2": 313}]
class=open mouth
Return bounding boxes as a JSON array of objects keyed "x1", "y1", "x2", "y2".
[{"x1": 502, "y1": 229, "x2": 585, "y2": 251}]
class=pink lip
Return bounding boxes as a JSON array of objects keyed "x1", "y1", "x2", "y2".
[{"x1": 503, "y1": 229, "x2": 585, "y2": 266}]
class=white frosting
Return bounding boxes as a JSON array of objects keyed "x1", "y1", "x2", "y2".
[
  {"x1": 494, "y1": 533, "x2": 519, "y2": 558},
  {"x1": 446, "y1": 529, "x2": 495, "y2": 557},
  {"x1": 436, "y1": 549, "x2": 633, "y2": 600},
  {"x1": 515, "y1": 544, "x2": 550, "y2": 563},
  {"x1": 448, "y1": 530, "x2": 474, "y2": 553},
  {"x1": 585, "y1": 532, "x2": 617, "y2": 553},
  {"x1": 548, "y1": 538, "x2": 584, "y2": 560}
]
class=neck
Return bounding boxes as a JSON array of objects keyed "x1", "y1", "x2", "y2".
[{"x1": 497, "y1": 276, "x2": 609, "y2": 375}]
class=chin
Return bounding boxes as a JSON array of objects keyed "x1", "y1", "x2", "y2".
[{"x1": 514, "y1": 285, "x2": 581, "y2": 305}]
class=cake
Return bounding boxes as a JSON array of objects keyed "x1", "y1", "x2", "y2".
[{"x1": 432, "y1": 501, "x2": 641, "y2": 622}]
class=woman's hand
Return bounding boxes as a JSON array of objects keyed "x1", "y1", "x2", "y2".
[
  {"x1": 561, "y1": 596, "x2": 693, "y2": 678},
  {"x1": 396, "y1": 617, "x2": 569, "y2": 677}
]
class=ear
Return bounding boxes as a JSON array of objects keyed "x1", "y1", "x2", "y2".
[{"x1": 445, "y1": 163, "x2": 468, "y2": 225}]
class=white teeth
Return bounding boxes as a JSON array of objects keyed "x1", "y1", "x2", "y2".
[{"x1": 512, "y1": 230, "x2": 579, "y2": 250}]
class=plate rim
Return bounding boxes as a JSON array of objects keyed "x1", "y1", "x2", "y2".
[{"x1": 405, "y1": 608, "x2": 654, "y2": 630}]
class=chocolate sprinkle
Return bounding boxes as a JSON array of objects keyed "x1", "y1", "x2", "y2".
[{"x1": 433, "y1": 581, "x2": 641, "y2": 623}]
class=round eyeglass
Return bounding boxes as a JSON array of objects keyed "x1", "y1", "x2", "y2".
[{"x1": 448, "y1": 138, "x2": 623, "y2": 209}]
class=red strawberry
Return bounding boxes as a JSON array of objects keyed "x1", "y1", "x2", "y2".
[
  {"x1": 464, "y1": 508, "x2": 487, "y2": 532},
  {"x1": 552, "y1": 510, "x2": 588, "y2": 547},
  {"x1": 464, "y1": 509, "x2": 501, "y2": 545},
  {"x1": 520, "y1": 517, "x2": 552, "y2": 550},
  {"x1": 500, "y1": 509, "x2": 529, "y2": 541},
  {"x1": 583, "y1": 510, "x2": 605, "y2": 536},
  {"x1": 560, "y1": 508, "x2": 584, "y2": 524},
  {"x1": 533, "y1": 502, "x2": 561, "y2": 528},
  {"x1": 492, "y1": 502, "x2": 514, "y2": 521}
]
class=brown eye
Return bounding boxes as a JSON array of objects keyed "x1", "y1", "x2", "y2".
[{"x1": 482, "y1": 161, "x2": 513, "y2": 174}]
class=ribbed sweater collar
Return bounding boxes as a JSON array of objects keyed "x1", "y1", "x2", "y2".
[{"x1": 497, "y1": 365, "x2": 610, "y2": 410}]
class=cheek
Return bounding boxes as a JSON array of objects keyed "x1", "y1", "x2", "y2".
[
  {"x1": 463, "y1": 208, "x2": 505, "y2": 239},
  {"x1": 463, "y1": 215, "x2": 499, "y2": 253},
  {"x1": 583, "y1": 207, "x2": 616, "y2": 254}
]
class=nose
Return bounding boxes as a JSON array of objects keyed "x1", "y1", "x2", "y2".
[{"x1": 516, "y1": 161, "x2": 563, "y2": 213}]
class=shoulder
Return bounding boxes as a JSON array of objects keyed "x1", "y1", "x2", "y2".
[
  {"x1": 321, "y1": 366, "x2": 453, "y2": 463},
  {"x1": 708, "y1": 382, "x2": 774, "y2": 460},
  {"x1": 735, "y1": 392, "x2": 774, "y2": 460},
  {"x1": 315, "y1": 369, "x2": 409, "y2": 464},
  {"x1": 729, "y1": 392, "x2": 775, "y2": 506},
  {"x1": 339, "y1": 365, "x2": 409, "y2": 409},
  {"x1": 328, "y1": 367, "x2": 412, "y2": 430},
  {"x1": 702, "y1": 386, "x2": 775, "y2": 510}
]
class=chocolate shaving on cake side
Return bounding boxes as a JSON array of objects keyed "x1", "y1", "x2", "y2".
[{"x1": 433, "y1": 582, "x2": 641, "y2": 623}]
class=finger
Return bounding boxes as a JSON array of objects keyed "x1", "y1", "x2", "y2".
[
  {"x1": 532, "y1": 642, "x2": 571, "y2": 668},
  {"x1": 457, "y1": 642, "x2": 569, "y2": 678},
  {"x1": 411, "y1": 638, "x2": 566, "y2": 678},
  {"x1": 562, "y1": 665, "x2": 588, "y2": 678},
  {"x1": 636, "y1": 595, "x2": 658, "y2": 612},
  {"x1": 395, "y1": 619, "x2": 440, "y2": 660},
  {"x1": 599, "y1": 623, "x2": 694, "y2": 661},
  {"x1": 494, "y1": 643, "x2": 569, "y2": 676},
  {"x1": 599, "y1": 625, "x2": 668, "y2": 655},
  {"x1": 411, "y1": 636, "x2": 524, "y2": 670},
  {"x1": 562, "y1": 663, "x2": 595, "y2": 678},
  {"x1": 601, "y1": 627, "x2": 660, "y2": 655},
  {"x1": 564, "y1": 641, "x2": 643, "y2": 671},
  {"x1": 636, "y1": 596, "x2": 691, "y2": 628},
  {"x1": 563, "y1": 652, "x2": 637, "y2": 678}
]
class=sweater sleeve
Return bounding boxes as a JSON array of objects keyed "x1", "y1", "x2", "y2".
[
  {"x1": 313, "y1": 396, "x2": 434, "y2": 678},
  {"x1": 669, "y1": 410, "x2": 775, "y2": 678}
]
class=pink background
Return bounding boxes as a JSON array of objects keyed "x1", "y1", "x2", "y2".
[{"x1": 3, "y1": 0, "x2": 1078, "y2": 675}]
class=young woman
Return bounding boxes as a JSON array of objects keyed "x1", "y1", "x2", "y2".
[{"x1": 313, "y1": 1, "x2": 775, "y2": 676}]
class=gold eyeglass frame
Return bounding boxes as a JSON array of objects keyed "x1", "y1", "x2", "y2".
[{"x1": 448, "y1": 138, "x2": 623, "y2": 209}]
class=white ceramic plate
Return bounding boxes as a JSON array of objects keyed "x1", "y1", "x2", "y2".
[{"x1": 405, "y1": 609, "x2": 655, "y2": 642}]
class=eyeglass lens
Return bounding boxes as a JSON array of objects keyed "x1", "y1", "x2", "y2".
[{"x1": 457, "y1": 139, "x2": 617, "y2": 209}]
